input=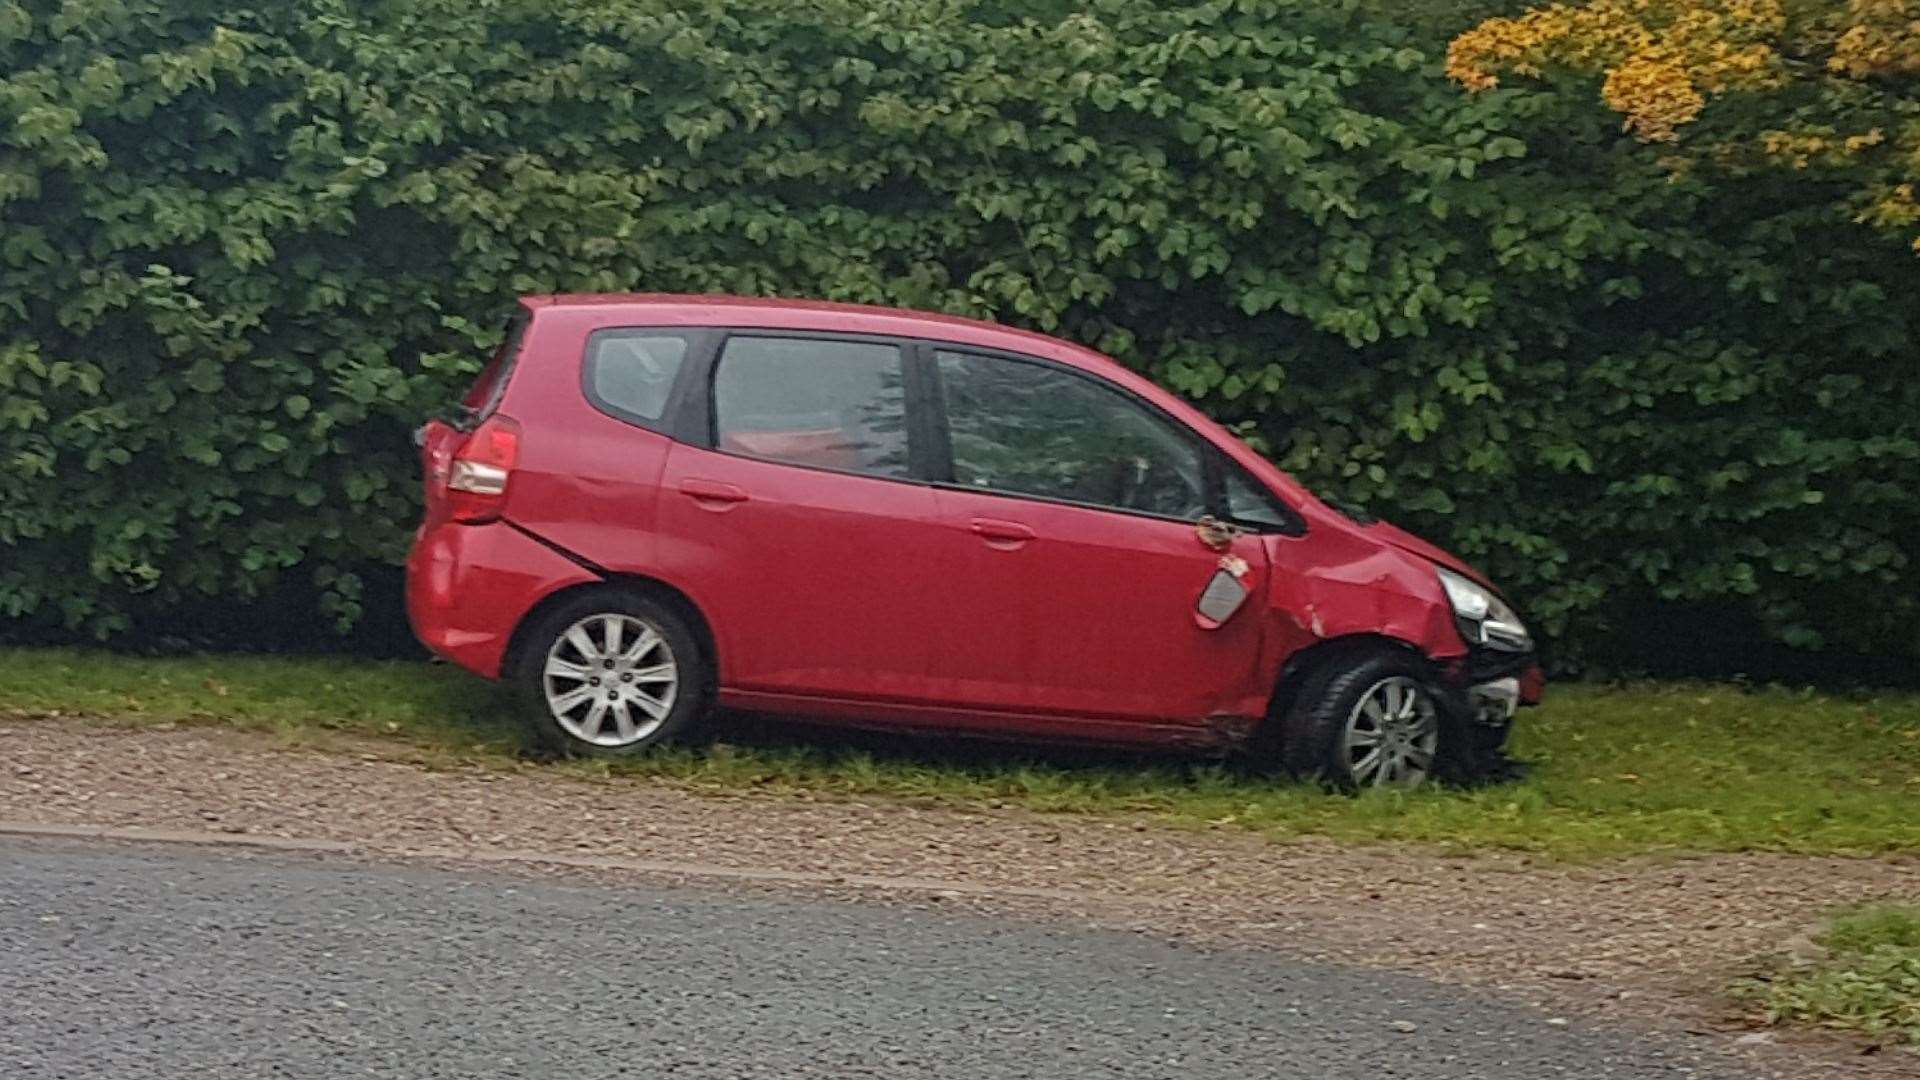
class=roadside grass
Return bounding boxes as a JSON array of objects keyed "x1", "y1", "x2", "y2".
[
  {"x1": 1734, "y1": 905, "x2": 1920, "y2": 1051},
  {"x1": 2, "y1": 647, "x2": 1918, "y2": 859}
]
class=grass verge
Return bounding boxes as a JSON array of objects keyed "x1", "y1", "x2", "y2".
[
  {"x1": 1734, "y1": 906, "x2": 1920, "y2": 1051},
  {"x1": 1, "y1": 647, "x2": 1917, "y2": 859}
]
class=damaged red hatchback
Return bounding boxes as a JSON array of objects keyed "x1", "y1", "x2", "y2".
[{"x1": 408, "y1": 295, "x2": 1542, "y2": 788}]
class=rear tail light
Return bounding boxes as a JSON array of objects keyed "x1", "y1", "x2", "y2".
[{"x1": 445, "y1": 414, "x2": 521, "y2": 523}]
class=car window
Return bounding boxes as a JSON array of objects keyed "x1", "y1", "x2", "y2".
[
  {"x1": 1224, "y1": 467, "x2": 1299, "y2": 531},
  {"x1": 456, "y1": 311, "x2": 529, "y2": 421},
  {"x1": 586, "y1": 332, "x2": 689, "y2": 423},
  {"x1": 935, "y1": 350, "x2": 1206, "y2": 520},
  {"x1": 713, "y1": 336, "x2": 911, "y2": 479}
]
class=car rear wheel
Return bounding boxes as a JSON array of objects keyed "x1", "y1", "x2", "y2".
[
  {"x1": 1280, "y1": 649, "x2": 1451, "y2": 791},
  {"x1": 512, "y1": 590, "x2": 708, "y2": 756}
]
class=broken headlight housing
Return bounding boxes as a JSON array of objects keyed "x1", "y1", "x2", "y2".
[{"x1": 1437, "y1": 567, "x2": 1532, "y2": 652}]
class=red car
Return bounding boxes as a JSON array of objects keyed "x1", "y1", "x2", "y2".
[{"x1": 408, "y1": 295, "x2": 1541, "y2": 788}]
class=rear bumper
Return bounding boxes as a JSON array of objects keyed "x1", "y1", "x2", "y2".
[{"x1": 406, "y1": 520, "x2": 600, "y2": 678}]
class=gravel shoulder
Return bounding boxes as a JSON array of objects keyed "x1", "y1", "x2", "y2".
[{"x1": 4, "y1": 716, "x2": 1916, "y2": 1077}]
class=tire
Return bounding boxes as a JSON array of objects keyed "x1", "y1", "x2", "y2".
[
  {"x1": 510, "y1": 588, "x2": 710, "y2": 757},
  {"x1": 1278, "y1": 648, "x2": 1456, "y2": 791}
]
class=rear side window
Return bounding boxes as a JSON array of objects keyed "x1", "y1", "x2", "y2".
[
  {"x1": 585, "y1": 331, "x2": 690, "y2": 424},
  {"x1": 713, "y1": 336, "x2": 910, "y2": 479}
]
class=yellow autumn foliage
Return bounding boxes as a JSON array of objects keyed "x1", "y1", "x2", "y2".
[
  {"x1": 1830, "y1": 0, "x2": 1920, "y2": 77},
  {"x1": 1448, "y1": 0, "x2": 1787, "y2": 139},
  {"x1": 1450, "y1": 0, "x2": 1920, "y2": 250}
]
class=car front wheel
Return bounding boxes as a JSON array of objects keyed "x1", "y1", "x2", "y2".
[
  {"x1": 1280, "y1": 649, "x2": 1451, "y2": 790},
  {"x1": 512, "y1": 589, "x2": 708, "y2": 756}
]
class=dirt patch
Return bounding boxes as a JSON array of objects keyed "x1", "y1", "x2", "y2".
[{"x1": 4, "y1": 716, "x2": 1915, "y2": 1077}]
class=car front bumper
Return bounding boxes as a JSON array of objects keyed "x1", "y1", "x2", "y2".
[{"x1": 1439, "y1": 647, "x2": 1544, "y2": 728}]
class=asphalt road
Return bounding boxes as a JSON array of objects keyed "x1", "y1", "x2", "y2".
[{"x1": 2, "y1": 837, "x2": 1732, "y2": 1079}]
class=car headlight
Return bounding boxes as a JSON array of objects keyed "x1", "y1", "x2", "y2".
[{"x1": 1436, "y1": 567, "x2": 1532, "y2": 652}]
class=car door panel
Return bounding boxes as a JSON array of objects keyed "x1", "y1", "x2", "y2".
[
  {"x1": 927, "y1": 489, "x2": 1270, "y2": 723},
  {"x1": 651, "y1": 333, "x2": 946, "y2": 704},
  {"x1": 657, "y1": 444, "x2": 942, "y2": 700},
  {"x1": 920, "y1": 347, "x2": 1271, "y2": 726}
]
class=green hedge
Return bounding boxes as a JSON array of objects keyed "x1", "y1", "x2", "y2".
[{"x1": 1, "y1": 0, "x2": 1915, "y2": 665}]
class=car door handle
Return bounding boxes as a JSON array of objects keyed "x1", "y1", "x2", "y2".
[
  {"x1": 969, "y1": 518, "x2": 1035, "y2": 545},
  {"x1": 679, "y1": 479, "x2": 750, "y2": 506}
]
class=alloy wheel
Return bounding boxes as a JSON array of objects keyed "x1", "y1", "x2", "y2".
[
  {"x1": 541, "y1": 613, "x2": 679, "y2": 747},
  {"x1": 1342, "y1": 675, "x2": 1440, "y2": 788}
]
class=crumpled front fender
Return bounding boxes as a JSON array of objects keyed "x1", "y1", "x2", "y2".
[{"x1": 1264, "y1": 530, "x2": 1467, "y2": 663}]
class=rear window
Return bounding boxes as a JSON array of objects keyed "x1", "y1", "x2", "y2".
[
  {"x1": 461, "y1": 311, "x2": 530, "y2": 419},
  {"x1": 585, "y1": 331, "x2": 690, "y2": 424}
]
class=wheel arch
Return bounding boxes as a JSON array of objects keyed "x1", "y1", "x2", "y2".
[
  {"x1": 502, "y1": 573, "x2": 720, "y2": 689},
  {"x1": 1258, "y1": 632, "x2": 1433, "y2": 739}
]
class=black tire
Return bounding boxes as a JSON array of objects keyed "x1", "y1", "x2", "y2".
[
  {"x1": 509, "y1": 588, "x2": 710, "y2": 757},
  {"x1": 1278, "y1": 647, "x2": 1458, "y2": 791}
]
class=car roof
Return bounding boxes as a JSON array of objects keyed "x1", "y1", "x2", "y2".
[{"x1": 520, "y1": 293, "x2": 1103, "y2": 366}]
